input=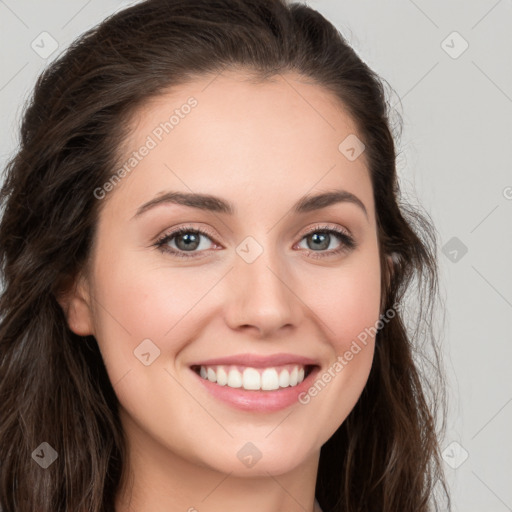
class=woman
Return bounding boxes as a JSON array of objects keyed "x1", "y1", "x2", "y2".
[{"x1": 0, "y1": 0, "x2": 451, "y2": 511}]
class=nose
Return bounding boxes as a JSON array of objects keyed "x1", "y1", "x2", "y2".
[{"x1": 223, "y1": 242, "x2": 303, "y2": 338}]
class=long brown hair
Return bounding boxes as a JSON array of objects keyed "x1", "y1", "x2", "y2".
[{"x1": 0, "y1": 1, "x2": 451, "y2": 510}]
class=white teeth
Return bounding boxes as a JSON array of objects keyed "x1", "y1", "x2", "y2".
[
  {"x1": 207, "y1": 367, "x2": 217, "y2": 383},
  {"x1": 242, "y1": 368, "x2": 261, "y2": 390},
  {"x1": 289, "y1": 366, "x2": 298, "y2": 386},
  {"x1": 196, "y1": 364, "x2": 309, "y2": 391},
  {"x1": 227, "y1": 368, "x2": 242, "y2": 388},
  {"x1": 278, "y1": 369, "x2": 290, "y2": 388},
  {"x1": 261, "y1": 368, "x2": 279, "y2": 390},
  {"x1": 216, "y1": 366, "x2": 228, "y2": 386}
]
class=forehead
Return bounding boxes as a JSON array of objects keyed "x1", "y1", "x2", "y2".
[{"x1": 106, "y1": 70, "x2": 374, "y2": 222}]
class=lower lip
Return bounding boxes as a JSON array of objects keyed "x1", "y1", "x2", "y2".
[{"x1": 190, "y1": 366, "x2": 321, "y2": 412}]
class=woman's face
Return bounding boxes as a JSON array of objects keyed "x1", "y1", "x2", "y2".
[{"x1": 64, "y1": 70, "x2": 382, "y2": 477}]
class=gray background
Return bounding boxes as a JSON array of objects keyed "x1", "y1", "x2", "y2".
[{"x1": 1, "y1": 1, "x2": 511, "y2": 510}]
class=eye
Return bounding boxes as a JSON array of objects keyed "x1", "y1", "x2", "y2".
[
  {"x1": 153, "y1": 223, "x2": 357, "y2": 259},
  {"x1": 154, "y1": 225, "x2": 219, "y2": 259},
  {"x1": 295, "y1": 224, "x2": 357, "y2": 259}
]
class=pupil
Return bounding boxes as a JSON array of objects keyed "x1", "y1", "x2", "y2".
[
  {"x1": 178, "y1": 232, "x2": 199, "y2": 250},
  {"x1": 310, "y1": 232, "x2": 329, "y2": 250}
]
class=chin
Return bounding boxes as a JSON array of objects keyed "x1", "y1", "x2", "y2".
[{"x1": 190, "y1": 433, "x2": 318, "y2": 477}]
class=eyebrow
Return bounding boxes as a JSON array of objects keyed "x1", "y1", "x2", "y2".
[{"x1": 132, "y1": 189, "x2": 368, "y2": 220}]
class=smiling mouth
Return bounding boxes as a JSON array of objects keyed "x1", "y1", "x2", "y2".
[{"x1": 190, "y1": 364, "x2": 317, "y2": 391}]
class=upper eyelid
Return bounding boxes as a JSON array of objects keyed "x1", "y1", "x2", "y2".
[
  {"x1": 157, "y1": 223, "x2": 352, "y2": 242},
  {"x1": 156, "y1": 223, "x2": 354, "y2": 251}
]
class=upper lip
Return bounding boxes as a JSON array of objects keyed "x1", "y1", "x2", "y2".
[{"x1": 189, "y1": 353, "x2": 319, "y2": 368}]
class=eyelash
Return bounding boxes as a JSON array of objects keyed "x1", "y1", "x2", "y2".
[{"x1": 153, "y1": 223, "x2": 357, "y2": 260}]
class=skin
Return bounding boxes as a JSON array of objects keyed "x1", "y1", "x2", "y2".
[{"x1": 59, "y1": 70, "x2": 386, "y2": 512}]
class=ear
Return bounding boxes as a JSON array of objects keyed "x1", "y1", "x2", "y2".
[{"x1": 55, "y1": 272, "x2": 95, "y2": 336}]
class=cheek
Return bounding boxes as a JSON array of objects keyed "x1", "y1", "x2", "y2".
[
  {"x1": 87, "y1": 252, "x2": 203, "y2": 428},
  {"x1": 291, "y1": 251, "x2": 381, "y2": 441},
  {"x1": 90, "y1": 231, "x2": 381, "y2": 375},
  {"x1": 89, "y1": 250, "x2": 223, "y2": 372},
  {"x1": 300, "y1": 251, "x2": 382, "y2": 354},
  {"x1": 94, "y1": 243, "x2": 204, "y2": 330}
]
